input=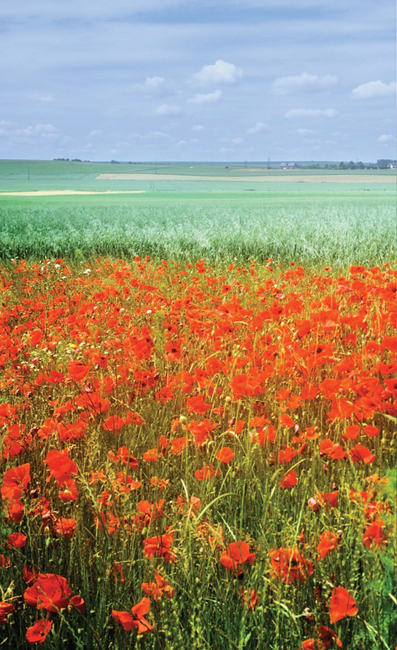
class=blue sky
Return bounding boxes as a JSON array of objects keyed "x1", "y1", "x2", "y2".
[{"x1": 0, "y1": 0, "x2": 395, "y2": 162}]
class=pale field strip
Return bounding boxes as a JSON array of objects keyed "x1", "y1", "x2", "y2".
[
  {"x1": 0, "y1": 190, "x2": 146, "y2": 196},
  {"x1": 96, "y1": 173, "x2": 396, "y2": 183}
]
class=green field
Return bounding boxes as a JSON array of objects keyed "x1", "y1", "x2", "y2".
[{"x1": 0, "y1": 160, "x2": 395, "y2": 266}]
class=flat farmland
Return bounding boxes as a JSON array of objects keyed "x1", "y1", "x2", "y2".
[
  {"x1": 95, "y1": 172, "x2": 394, "y2": 183},
  {"x1": 0, "y1": 159, "x2": 396, "y2": 649},
  {"x1": 0, "y1": 160, "x2": 395, "y2": 266}
]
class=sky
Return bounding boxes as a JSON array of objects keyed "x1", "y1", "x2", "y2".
[{"x1": 0, "y1": 0, "x2": 395, "y2": 162}]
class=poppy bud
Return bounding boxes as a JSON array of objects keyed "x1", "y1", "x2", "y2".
[{"x1": 308, "y1": 498, "x2": 320, "y2": 512}]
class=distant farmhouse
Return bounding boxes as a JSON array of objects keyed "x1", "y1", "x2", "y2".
[
  {"x1": 377, "y1": 159, "x2": 397, "y2": 169},
  {"x1": 280, "y1": 162, "x2": 297, "y2": 169}
]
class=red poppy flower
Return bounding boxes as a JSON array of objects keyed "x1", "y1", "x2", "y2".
[
  {"x1": 143, "y1": 448, "x2": 158, "y2": 462},
  {"x1": 362, "y1": 519, "x2": 388, "y2": 550},
  {"x1": 6, "y1": 532, "x2": 26, "y2": 549},
  {"x1": 280, "y1": 469, "x2": 297, "y2": 489},
  {"x1": 278, "y1": 448, "x2": 297, "y2": 464},
  {"x1": 58, "y1": 478, "x2": 79, "y2": 502},
  {"x1": 269, "y1": 547, "x2": 314, "y2": 584},
  {"x1": 195, "y1": 464, "x2": 220, "y2": 481},
  {"x1": 186, "y1": 395, "x2": 211, "y2": 414},
  {"x1": 54, "y1": 517, "x2": 76, "y2": 540},
  {"x1": 301, "y1": 625, "x2": 342, "y2": 649},
  {"x1": 279, "y1": 414, "x2": 295, "y2": 428},
  {"x1": 24, "y1": 574, "x2": 72, "y2": 612},
  {"x1": 216, "y1": 447, "x2": 235, "y2": 464},
  {"x1": 363, "y1": 425, "x2": 379, "y2": 438},
  {"x1": 69, "y1": 595, "x2": 87, "y2": 615},
  {"x1": 22, "y1": 566, "x2": 38, "y2": 584},
  {"x1": 316, "y1": 530, "x2": 340, "y2": 559},
  {"x1": 112, "y1": 597, "x2": 153, "y2": 634},
  {"x1": 220, "y1": 542, "x2": 256, "y2": 571},
  {"x1": 349, "y1": 444, "x2": 376, "y2": 464},
  {"x1": 141, "y1": 572, "x2": 174, "y2": 600},
  {"x1": 67, "y1": 360, "x2": 90, "y2": 382},
  {"x1": 142, "y1": 531, "x2": 176, "y2": 563},
  {"x1": 343, "y1": 425, "x2": 360, "y2": 440},
  {"x1": 108, "y1": 446, "x2": 138, "y2": 469},
  {"x1": 0, "y1": 602, "x2": 14, "y2": 626},
  {"x1": 316, "y1": 491, "x2": 339, "y2": 509},
  {"x1": 1, "y1": 463, "x2": 31, "y2": 500},
  {"x1": 26, "y1": 619, "x2": 52, "y2": 645},
  {"x1": 329, "y1": 586, "x2": 358, "y2": 624},
  {"x1": 44, "y1": 449, "x2": 77, "y2": 485},
  {"x1": 103, "y1": 415, "x2": 125, "y2": 432}
]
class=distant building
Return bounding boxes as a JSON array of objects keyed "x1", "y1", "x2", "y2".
[
  {"x1": 280, "y1": 162, "x2": 296, "y2": 169},
  {"x1": 377, "y1": 159, "x2": 397, "y2": 169}
]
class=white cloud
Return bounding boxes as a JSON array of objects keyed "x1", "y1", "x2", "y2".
[
  {"x1": 89, "y1": 130, "x2": 100, "y2": 137},
  {"x1": 153, "y1": 103, "x2": 181, "y2": 115},
  {"x1": 247, "y1": 122, "x2": 268, "y2": 134},
  {"x1": 144, "y1": 131, "x2": 171, "y2": 141},
  {"x1": 144, "y1": 76, "x2": 165, "y2": 88},
  {"x1": 191, "y1": 60, "x2": 242, "y2": 86},
  {"x1": 188, "y1": 90, "x2": 222, "y2": 104},
  {"x1": 377, "y1": 134, "x2": 394, "y2": 142},
  {"x1": 176, "y1": 140, "x2": 187, "y2": 146},
  {"x1": 31, "y1": 93, "x2": 54, "y2": 102},
  {"x1": 285, "y1": 108, "x2": 337, "y2": 118},
  {"x1": 192, "y1": 125, "x2": 204, "y2": 131},
  {"x1": 131, "y1": 77, "x2": 172, "y2": 96},
  {"x1": 232, "y1": 137, "x2": 243, "y2": 144},
  {"x1": 352, "y1": 80, "x2": 396, "y2": 99},
  {"x1": 272, "y1": 73, "x2": 337, "y2": 95},
  {"x1": 17, "y1": 124, "x2": 58, "y2": 137},
  {"x1": 35, "y1": 124, "x2": 57, "y2": 133},
  {"x1": 296, "y1": 128, "x2": 314, "y2": 135},
  {"x1": 128, "y1": 131, "x2": 172, "y2": 142}
]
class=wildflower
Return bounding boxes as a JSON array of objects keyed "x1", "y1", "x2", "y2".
[
  {"x1": 186, "y1": 395, "x2": 211, "y2": 414},
  {"x1": 6, "y1": 532, "x2": 26, "y2": 549},
  {"x1": 54, "y1": 518, "x2": 76, "y2": 540},
  {"x1": 26, "y1": 619, "x2": 52, "y2": 645},
  {"x1": 141, "y1": 572, "x2": 174, "y2": 600},
  {"x1": 300, "y1": 626, "x2": 342, "y2": 649},
  {"x1": 220, "y1": 542, "x2": 256, "y2": 571},
  {"x1": 67, "y1": 360, "x2": 90, "y2": 382},
  {"x1": 103, "y1": 415, "x2": 125, "y2": 432},
  {"x1": 69, "y1": 595, "x2": 87, "y2": 615},
  {"x1": 143, "y1": 531, "x2": 176, "y2": 563},
  {"x1": 362, "y1": 519, "x2": 388, "y2": 550},
  {"x1": 195, "y1": 464, "x2": 220, "y2": 481},
  {"x1": 329, "y1": 587, "x2": 358, "y2": 624},
  {"x1": 279, "y1": 414, "x2": 295, "y2": 428},
  {"x1": 269, "y1": 547, "x2": 314, "y2": 584},
  {"x1": 280, "y1": 469, "x2": 297, "y2": 488},
  {"x1": 112, "y1": 597, "x2": 153, "y2": 634},
  {"x1": 316, "y1": 531, "x2": 341, "y2": 559},
  {"x1": 216, "y1": 447, "x2": 235, "y2": 463},
  {"x1": 24, "y1": 574, "x2": 72, "y2": 612},
  {"x1": 0, "y1": 602, "x2": 14, "y2": 626}
]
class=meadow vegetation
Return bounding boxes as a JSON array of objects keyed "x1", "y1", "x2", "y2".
[
  {"x1": 0, "y1": 198, "x2": 395, "y2": 267},
  {"x1": 0, "y1": 161, "x2": 396, "y2": 647},
  {"x1": 0, "y1": 256, "x2": 396, "y2": 649}
]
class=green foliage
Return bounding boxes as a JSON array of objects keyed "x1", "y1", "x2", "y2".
[{"x1": 0, "y1": 198, "x2": 395, "y2": 266}]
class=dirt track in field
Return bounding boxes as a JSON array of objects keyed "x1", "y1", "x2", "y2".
[
  {"x1": 0, "y1": 190, "x2": 146, "y2": 196},
  {"x1": 96, "y1": 173, "x2": 395, "y2": 183}
]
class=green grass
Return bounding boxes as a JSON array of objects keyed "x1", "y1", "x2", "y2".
[{"x1": 0, "y1": 195, "x2": 395, "y2": 267}]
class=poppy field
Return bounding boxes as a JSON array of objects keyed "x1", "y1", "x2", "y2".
[{"x1": 0, "y1": 255, "x2": 396, "y2": 649}]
